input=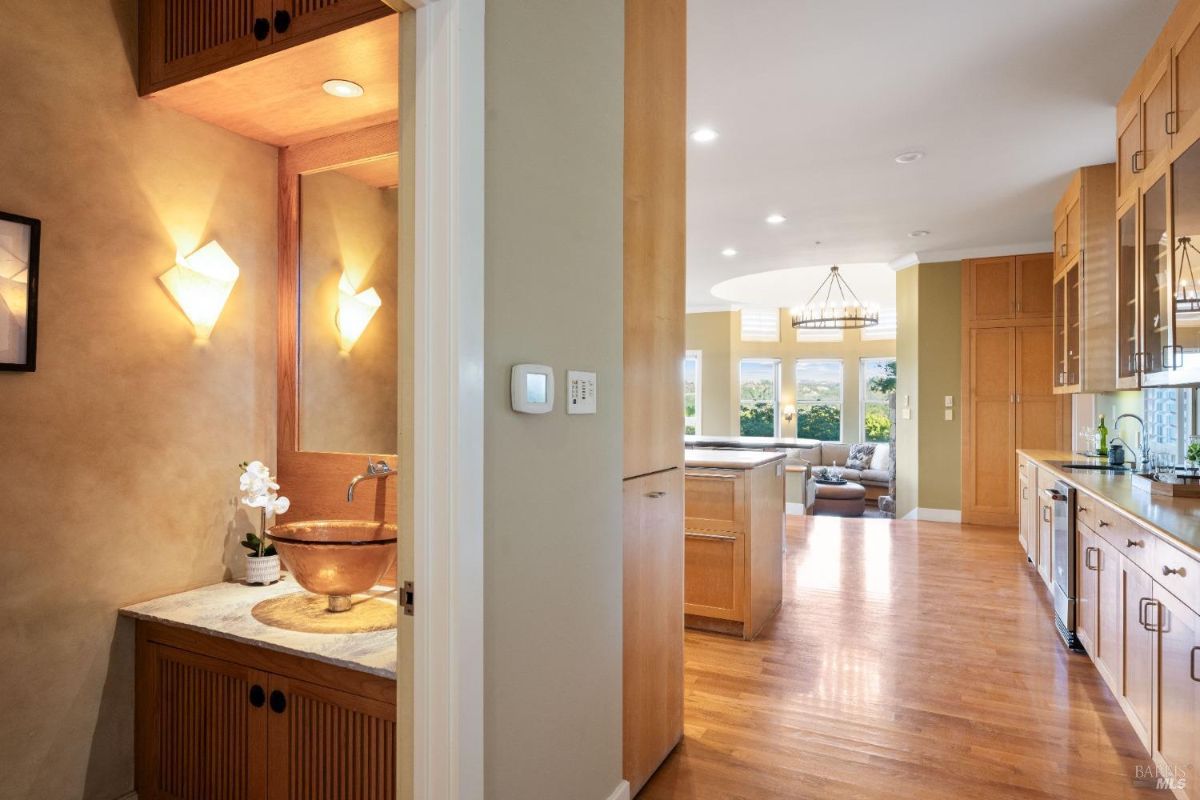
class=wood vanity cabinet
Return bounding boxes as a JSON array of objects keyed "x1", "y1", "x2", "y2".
[
  {"x1": 138, "y1": 0, "x2": 391, "y2": 95},
  {"x1": 136, "y1": 621, "x2": 397, "y2": 800}
]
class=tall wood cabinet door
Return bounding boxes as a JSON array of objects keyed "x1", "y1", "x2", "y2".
[
  {"x1": 1174, "y1": 8, "x2": 1200, "y2": 156},
  {"x1": 964, "y1": 327, "x2": 1015, "y2": 522},
  {"x1": 1142, "y1": 55, "x2": 1174, "y2": 179},
  {"x1": 1016, "y1": 253, "x2": 1053, "y2": 318},
  {"x1": 271, "y1": 0, "x2": 389, "y2": 43},
  {"x1": 967, "y1": 257, "x2": 1015, "y2": 320},
  {"x1": 1154, "y1": 586, "x2": 1200, "y2": 799},
  {"x1": 265, "y1": 675, "x2": 397, "y2": 800},
  {"x1": 139, "y1": 0, "x2": 275, "y2": 93},
  {"x1": 1016, "y1": 326, "x2": 1058, "y2": 450},
  {"x1": 1065, "y1": 201, "x2": 1082, "y2": 268},
  {"x1": 623, "y1": 468, "x2": 684, "y2": 796},
  {"x1": 1118, "y1": 106, "x2": 1142, "y2": 206},
  {"x1": 1077, "y1": 526, "x2": 1098, "y2": 656},
  {"x1": 1122, "y1": 559, "x2": 1156, "y2": 750},
  {"x1": 1018, "y1": 467, "x2": 1031, "y2": 557},
  {"x1": 1094, "y1": 535, "x2": 1124, "y2": 695},
  {"x1": 136, "y1": 641, "x2": 270, "y2": 800}
]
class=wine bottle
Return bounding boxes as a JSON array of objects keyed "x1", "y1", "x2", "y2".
[{"x1": 1097, "y1": 414, "x2": 1108, "y2": 457}]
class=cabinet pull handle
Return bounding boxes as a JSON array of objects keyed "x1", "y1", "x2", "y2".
[
  {"x1": 1167, "y1": 110, "x2": 1179, "y2": 136},
  {"x1": 1022, "y1": 486, "x2": 1028, "y2": 500},
  {"x1": 1164, "y1": 344, "x2": 1183, "y2": 370},
  {"x1": 269, "y1": 689, "x2": 287, "y2": 714},
  {"x1": 685, "y1": 471, "x2": 738, "y2": 480},
  {"x1": 645, "y1": 491, "x2": 666, "y2": 499},
  {"x1": 253, "y1": 17, "x2": 271, "y2": 41},
  {"x1": 1132, "y1": 150, "x2": 1145, "y2": 174},
  {"x1": 1085, "y1": 546, "x2": 1099, "y2": 570},
  {"x1": 1191, "y1": 646, "x2": 1199, "y2": 682},
  {"x1": 273, "y1": 9, "x2": 292, "y2": 33},
  {"x1": 1162, "y1": 565, "x2": 1185, "y2": 577},
  {"x1": 1126, "y1": 538, "x2": 1143, "y2": 548},
  {"x1": 685, "y1": 532, "x2": 737, "y2": 542},
  {"x1": 1139, "y1": 597, "x2": 1160, "y2": 631},
  {"x1": 1059, "y1": 243, "x2": 1067, "y2": 257},
  {"x1": 1042, "y1": 505, "x2": 1051, "y2": 523},
  {"x1": 249, "y1": 685, "x2": 265, "y2": 708}
]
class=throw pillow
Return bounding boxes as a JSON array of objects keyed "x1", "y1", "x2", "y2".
[{"x1": 845, "y1": 443, "x2": 876, "y2": 471}]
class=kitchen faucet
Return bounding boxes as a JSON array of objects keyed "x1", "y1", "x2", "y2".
[
  {"x1": 347, "y1": 460, "x2": 393, "y2": 501},
  {"x1": 1113, "y1": 413, "x2": 1150, "y2": 470}
]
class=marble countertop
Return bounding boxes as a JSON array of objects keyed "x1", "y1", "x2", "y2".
[
  {"x1": 1019, "y1": 449, "x2": 1200, "y2": 556},
  {"x1": 685, "y1": 434, "x2": 820, "y2": 449},
  {"x1": 121, "y1": 580, "x2": 398, "y2": 679},
  {"x1": 685, "y1": 448, "x2": 787, "y2": 469}
]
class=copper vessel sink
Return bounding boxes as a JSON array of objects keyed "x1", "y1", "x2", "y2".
[{"x1": 267, "y1": 520, "x2": 398, "y2": 612}]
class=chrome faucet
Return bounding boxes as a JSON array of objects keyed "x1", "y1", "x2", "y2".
[
  {"x1": 1114, "y1": 413, "x2": 1150, "y2": 470},
  {"x1": 347, "y1": 460, "x2": 394, "y2": 502}
]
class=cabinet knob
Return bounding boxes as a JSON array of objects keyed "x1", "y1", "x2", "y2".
[
  {"x1": 274, "y1": 9, "x2": 292, "y2": 33},
  {"x1": 1097, "y1": 520, "x2": 1110, "y2": 528},
  {"x1": 1163, "y1": 565, "x2": 1185, "y2": 577},
  {"x1": 249, "y1": 684, "x2": 265, "y2": 708},
  {"x1": 645, "y1": 491, "x2": 666, "y2": 499},
  {"x1": 253, "y1": 17, "x2": 270, "y2": 41},
  {"x1": 269, "y1": 689, "x2": 287, "y2": 714},
  {"x1": 1126, "y1": 538, "x2": 1143, "y2": 548}
]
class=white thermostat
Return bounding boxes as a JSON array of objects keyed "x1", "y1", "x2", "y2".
[
  {"x1": 567, "y1": 370, "x2": 597, "y2": 415},
  {"x1": 511, "y1": 364, "x2": 554, "y2": 414}
]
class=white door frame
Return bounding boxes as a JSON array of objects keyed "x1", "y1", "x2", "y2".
[{"x1": 410, "y1": 0, "x2": 485, "y2": 797}]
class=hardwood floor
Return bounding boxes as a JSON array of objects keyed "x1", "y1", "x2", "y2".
[{"x1": 639, "y1": 516, "x2": 1158, "y2": 800}]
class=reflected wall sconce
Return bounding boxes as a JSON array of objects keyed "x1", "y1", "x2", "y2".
[
  {"x1": 783, "y1": 404, "x2": 796, "y2": 423},
  {"x1": 158, "y1": 241, "x2": 239, "y2": 340},
  {"x1": 337, "y1": 274, "x2": 381, "y2": 353}
]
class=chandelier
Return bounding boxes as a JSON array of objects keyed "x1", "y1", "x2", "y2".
[
  {"x1": 790, "y1": 265, "x2": 880, "y2": 329},
  {"x1": 1176, "y1": 236, "x2": 1200, "y2": 314}
]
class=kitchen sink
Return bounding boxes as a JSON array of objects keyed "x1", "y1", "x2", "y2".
[{"x1": 1059, "y1": 463, "x2": 1131, "y2": 472}]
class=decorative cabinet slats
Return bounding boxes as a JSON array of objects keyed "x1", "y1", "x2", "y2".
[
  {"x1": 136, "y1": 622, "x2": 397, "y2": 800},
  {"x1": 138, "y1": 0, "x2": 390, "y2": 94}
]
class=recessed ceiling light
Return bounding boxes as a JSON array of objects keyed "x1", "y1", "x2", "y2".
[
  {"x1": 323, "y1": 79, "x2": 364, "y2": 98},
  {"x1": 895, "y1": 150, "x2": 925, "y2": 164},
  {"x1": 908, "y1": 229, "x2": 930, "y2": 238},
  {"x1": 690, "y1": 127, "x2": 719, "y2": 143},
  {"x1": 765, "y1": 213, "x2": 787, "y2": 225},
  {"x1": 721, "y1": 247, "x2": 738, "y2": 257}
]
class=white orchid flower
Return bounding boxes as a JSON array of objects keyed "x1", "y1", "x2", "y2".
[{"x1": 269, "y1": 495, "x2": 290, "y2": 517}]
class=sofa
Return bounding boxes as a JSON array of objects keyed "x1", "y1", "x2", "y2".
[{"x1": 782, "y1": 442, "x2": 891, "y2": 499}]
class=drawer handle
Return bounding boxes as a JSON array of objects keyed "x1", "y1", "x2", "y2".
[
  {"x1": 1085, "y1": 546, "x2": 1099, "y2": 571},
  {"x1": 1126, "y1": 539, "x2": 1144, "y2": 548},
  {"x1": 685, "y1": 471, "x2": 738, "y2": 480},
  {"x1": 1078, "y1": 506, "x2": 1090, "y2": 514},
  {"x1": 1191, "y1": 646, "x2": 1199, "y2": 683},
  {"x1": 645, "y1": 491, "x2": 666, "y2": 499},
  {"x1": 1097, "y1": 520, "x2": 1110, "y2": 528},
  {"x1": 1162, "y1": 565, "x2": 1186, "y2": 577},
  {"x1": 686, "y1": 532, "x2": 737, "y2": 542}
]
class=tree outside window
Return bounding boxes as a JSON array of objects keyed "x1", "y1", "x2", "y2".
[
  {"x1": 795, "y1": 359, "x2": 842, "y2": 441},
  {"x1": 862, "y1": 357, "x2": 897, "y2": 443},
  {"x1": 739, "y1": 359, "x2": 779, "y2": 436},
  {"x1": 684, "y1": 352, "x2": 701, "y2": 434}
]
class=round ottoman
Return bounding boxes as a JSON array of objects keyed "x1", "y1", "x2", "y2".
[{"x1": 812, "y1": 481, "x2": 866, "y2": 517}]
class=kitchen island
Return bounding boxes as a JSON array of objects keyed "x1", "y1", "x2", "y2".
[{"x1": 684, "y1": 448, "x2": 786, "y2": 639}]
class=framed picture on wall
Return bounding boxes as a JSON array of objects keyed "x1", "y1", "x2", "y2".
[{"x1": 0, "y1": 210, "x2": 40, "y2": 372}]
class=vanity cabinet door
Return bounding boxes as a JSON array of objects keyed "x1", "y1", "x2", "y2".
[
  {"x1": 139, "y1": 0, "x2": 275, "y2": 93},
  {"x1": 1123, "y1": 558, "x2": 1156, "y2": 751},
  {"x1": 1094, "y1": 535, "x2": 1124, "y2": 695},
  {"x1": 270, "y1": 0, "x2": 389, "y2": 43},
  {"x1": 136, "y1": 642, "x2": 270, "y2": 800},
  {"x1": 265, "y1": 675, "x2": 397, "y2": 800},
  {"x1": 1154, "y1": 586, "x2": 1200, "y2": 799},
  {"x1": 1077, "y1": 525, "x2": 1098, "y2": 656}
]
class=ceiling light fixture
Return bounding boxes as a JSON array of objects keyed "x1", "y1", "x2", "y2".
[
  {"x1": 908, "y1": 229, "x2": 930, "y2": 238},
  {"x1": 323, "y1": 79, "x2": 365, "y2": 98},
  {"x1": 791, "y1": 266, "x2": 879, "y2": 330},
  {"x1": 721, "y1": 247, "x2": 738, "y2": 257},
  {"x1": 690, "y1": 127, "x2": 719, "y2": 143},
  {"x1": 894, "y1": 150, "x2": 925, "y2": 164},
  {"x1": 765, "y1": 213, "x2": 787, "y2": 225}
]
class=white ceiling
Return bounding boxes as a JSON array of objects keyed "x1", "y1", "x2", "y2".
[{"x1": 686, "y1": 0, "x2": 1174, "y2": 311}]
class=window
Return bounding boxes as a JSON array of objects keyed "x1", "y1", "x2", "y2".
[
  {"x1": 794, "y1": 326, "x2": 843, "y2": 343},
  {"x1": 861, "y1": 357, "x2": 897, "y2": 443},
  {"x1": 683, "y1": 351, "x2": 702, "y2": 434},
  {"x1": 1143, "y1": 388, "x2": 1194, "y2": 464},
  {"x1": 794, "y1": 359, "x2": 843, "y2": 441},
  {"x1": 739, "y1": 358, "x2": 780, "y2": 436},
  {"x1": 862, "y1": 308, "x2": 898, "y2": 341},
  {"x1": 740, "y1": 308, "x2": 780, "y2": 342}
]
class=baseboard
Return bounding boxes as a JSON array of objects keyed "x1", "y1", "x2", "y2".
[
  {"x1": 114, "y1": 793, "x2": 137, "y2": 800},
  {"x1": 606, "y1": 779, "x2": 631, "y2": 800},
  {"x1": 786, "y1": 502, "x2": 808, "y2": 516},
  {"x1": 903, "y1": 507, "x2": 962, "y2": 523}
]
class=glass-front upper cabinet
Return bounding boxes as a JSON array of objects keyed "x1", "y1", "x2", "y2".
[
  {"x1": 1053, "y1": 273, "x2": 1067, "y2": 390},
  {"x1": 1066, "y1": 263, "x2": 1081, "y2": 388},
  {"x1": 1140, "y1": 175, "x2": 1173, "y2": 384},
  {"x1": 1170, "y1": 137, "x2": 1200, "y2": 383},
  {"x1": 1116, "y1": 202, "x2": 1140, "y2": 389}
]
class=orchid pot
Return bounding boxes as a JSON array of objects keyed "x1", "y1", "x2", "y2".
[{"x1": 244, "y1": 552, "x2": 280, "y2": 585}]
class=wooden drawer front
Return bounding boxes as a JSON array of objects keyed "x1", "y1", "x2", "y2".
[
  {"x1": 684, "y1": 470, "x2": 745, "y2": 534},
  {"x1": 684, "y1": 531, "x2": 744, "y2": 621},
  {"x1": 1076, "y1": 499, "x2": 1156, "y2": 575},
  {"x1": 1154, "y1": 538, "x2": 1200, "y2": 613}
]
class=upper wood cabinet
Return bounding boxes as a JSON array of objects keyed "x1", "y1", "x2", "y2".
[
  {"x1": 1173, "y1": 7, "x2": 1200, "y2": 158},
  {"x1": 138, "y1": 0, "x2": 391, "y2": 95},
  {"x1": 964, "y1": 254, "x2": 1052, "y2": 323}
]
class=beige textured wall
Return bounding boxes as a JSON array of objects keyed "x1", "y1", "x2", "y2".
[
  {"x1": 895, "y1": 267, "x2": 920, "y2": 517},
  {"x1": 685, "y1": 309, "x2": 896, "y2": 439},
  {"x1": 916, "y1": 262, "x2": 962, "y2": 511},
  {"x1": 299, "y1": 171, "x2": 399, "y2": 455},
  {"x1": 483, "y1": 0, "x2": 625, "y2": 797},
  {"x1": 0, "y1": 3, "x2": 277, "y2": 798}
]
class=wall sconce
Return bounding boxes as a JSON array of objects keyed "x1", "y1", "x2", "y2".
[
  {"x1": 158, "y1": 241, "x2": 239, "y2": 340},
  {"x1": 337, "y1": 274, "x2": 381, "y2": 353},
  {"x1": 783, "y1": 404, "x2": 796, "y2": 423}
]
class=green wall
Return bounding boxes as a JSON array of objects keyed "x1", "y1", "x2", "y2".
[
  {"x1": 895, "y1": 267, "x2": 920, "y2": 517},
  {"x1": 916, "y1": 262, "x2": 963, "y2": 511}
]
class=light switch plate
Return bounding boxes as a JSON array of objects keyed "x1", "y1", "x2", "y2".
[
  {"x1": 567, "y1": 370, "x2": 597, "y2": 414},
  {"x1": 901, "y1": 408, "x2": 911, "y2": 420},
  {"x1": 944, "y1": 395, "x2": 954, "y2": 408},
  {"x1": 945, "y1": 408, "x2": 954, "y2": 421}
]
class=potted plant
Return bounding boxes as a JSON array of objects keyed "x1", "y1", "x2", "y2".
[
  {"x1": 1187, "y1": 437, "x2": 1200, "y2": 473},
  {"x1": 239, "y1": 460, "x2": 290, "y2": 585}
]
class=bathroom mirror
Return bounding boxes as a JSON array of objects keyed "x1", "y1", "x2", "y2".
[{"x1": 298, "y1": 156, "x2": 399, "y2": 455}]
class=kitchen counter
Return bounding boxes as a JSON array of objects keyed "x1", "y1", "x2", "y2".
[
  {"x1": 120, "y1": 579, "x2": 398, "y2": 679},
  {"x1": 685, "y1": 448, "x2": 788, "y2": 470},
  {"x1": 1019, "y1": 449, "x2": 1200, "y2": 556},
  {"x1": 685, "y1": 434, "x2": 819, "y2": 449}
]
